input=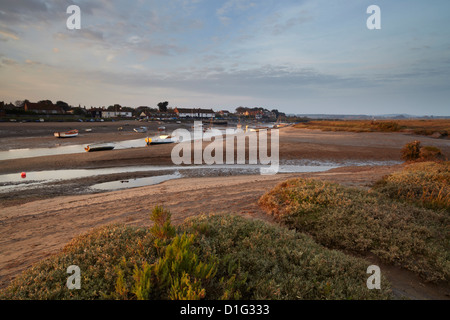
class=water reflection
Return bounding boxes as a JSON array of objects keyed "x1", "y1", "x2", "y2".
[{"x1": 91, "y1": 172, "x2": 182, "y2": 191}]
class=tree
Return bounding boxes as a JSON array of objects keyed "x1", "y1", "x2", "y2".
[
  {"x1": 38, "y1": 100, "x2": 53, "y2": 105},
  {"x1": 157, "y1": 101, "x2": 169, "y2": 112},
  {"x1": 235, "y1": 106, "x2": 247, "y2": 114},
  {"x1": 15, "y1": 100, "x2": 24, "y2": 108},
  {"x1": 56, "y1": 100, "x2": 70, "y2": 111},
  {"x1": 271, "y1": 109, "x2": 280, "y2": 118}
]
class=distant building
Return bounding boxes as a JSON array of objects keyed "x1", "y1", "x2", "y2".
[
  {"x1": 218, "y1": 110, "x2": 231, "y2": 117},
  {"x1": 174, "y1": 108, "x2": 215, "y2": 119},
  {"x1": 24, "y1": 102, "x2": 64, "y2": 114},
  {"x1": 102, "y1": 111, "x2": 133, "y2": 118}
]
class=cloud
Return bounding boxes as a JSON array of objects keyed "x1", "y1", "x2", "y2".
[
  {"x1": 217, "y1": 0, "x2": 256, "y2": 16},
  {"x1": 25, "y1": 59, "x2": 42, "y2": 65},
  {"x1": 271, "y1": 12, "x2": 312, "y2": 35},
  {"x1": 0, "y1": 0, "x2": 104, "y2": 25},
  {"x1": 216, "y1": 0, "x2": 257, "y2": 24},
  {"x1": 1, "y1": 58, "x2": 18, "y2": 66},
  {"x1": 54, "y1": 29, "x2": 104, "y2": 44},
  {"x1": 77, "y1": 63, "x2": 370, "y2": 100},
  {"x1": 106, "y1": 54, "x2": 115, "y2": 62},
  {"x1": 0, "y1": 28, "x2": 20, "y2": 41}
]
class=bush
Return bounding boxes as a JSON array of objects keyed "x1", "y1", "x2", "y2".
[
  {"x1": 0, "y1": 224, "x2": 158, "y2": 300},
  {"x1": 376, "y1": 121, "x2": 400, "y2": 132},
  {"x1": 419, "y1": 146, "x2": 445, "y2": 161},
  {"x1": 259, "y1": 178, "x2": 450, "y2": 283},
  {"x1": 132, "y1": 233, "x2": 217, "y2": 300},
  {"x1": 401, "y1": 140, "x2": 422, "y2": 161},
  {"x1": 124, "y1": 205, "x2": 229, "y2": 300},
  {"x1": 374, "y1": 161, "x2": 449, "y2": 211},
  {"x1": 0, "y1": 209, "x2": 394, "y2": 300},
  {"x1": 183, "y1": 215, "x2": 392, "y2": 300},
  {"x1": 401, "y1": 141, "x2": 445, "y2": 162}
]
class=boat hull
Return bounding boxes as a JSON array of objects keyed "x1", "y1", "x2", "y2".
[
  {"x1": 85, "y1": 143, "x2": 115, "y2": 152},
  {"x1": 54, "y1": 130, "x2": 79, "y2": 138},
  {"x1": 145, "y1": 136, "x2": 175, "y2": 145}
]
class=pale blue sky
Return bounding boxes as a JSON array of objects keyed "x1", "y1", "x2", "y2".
[{"x1": 1, "y1": 0, "x2": 449, "y2": 115}]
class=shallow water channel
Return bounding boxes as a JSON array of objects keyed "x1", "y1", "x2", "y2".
[{"x1": 0, "y1": 160, "x2": 401, "y2": 193}]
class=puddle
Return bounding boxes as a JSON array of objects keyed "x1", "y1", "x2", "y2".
[
  {"x1": 91, "y1": 172, "x2": 182, "y2": 191},
  {"x1": 0, "y1": 145, "x2": 86, "y2": 161},
  {"x1": 0, "y1": 138, "x2": 148, "y2": 161}
]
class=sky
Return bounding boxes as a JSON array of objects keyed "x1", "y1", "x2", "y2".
[{"x1": 0, "y1": 0, "x2": 449, "y2": 116}]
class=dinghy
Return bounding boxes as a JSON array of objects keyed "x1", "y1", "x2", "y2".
[
  {"x1": 84, "y1": 143, "x2": 115, "y2": 152},
  {"x1": 54, "y1": 129, "x2": 78, "y2": 138},
  {"x1": 145, "y1": 135, "x2": 176, "y2": 145}
]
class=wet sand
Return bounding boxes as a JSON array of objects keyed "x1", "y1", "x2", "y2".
[
  {"x1": 1, "y1": 122, "x2": 448, "y2": 174},
  {"x1": 0, "y1": 121, "x2": 449, "y2": 299}
]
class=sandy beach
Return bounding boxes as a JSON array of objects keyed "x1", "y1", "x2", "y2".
[{"x1": 0, "y1": 121, "x2": 449, "y2": 299}]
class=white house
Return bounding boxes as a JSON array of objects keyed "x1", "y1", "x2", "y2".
[
  {"x1": 174, "y1": 108, "x2": 215, "y2": 119},
  {"x1": 102, "y1": 111, "x2": 133, "y2": 118}
]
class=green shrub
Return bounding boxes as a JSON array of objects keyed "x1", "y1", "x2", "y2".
[
  {"x1": 149, "y1": 205, "x2": 176, "y2": 241},
  {"x1": 183, "y1": 215, "x2": 392, "y2": 300},
  {"x1": 131, "y1": 233, "x2": 217, "y2": 300},
  {"x1": 259, "y1": 178, "x2": 450, "y2": 283},
  {"x1": 0, "y1": 224, "x2": 158, "y2": 300},
  {"x1": 0, "y1": 210, "x2": 394, "y2": 300}
]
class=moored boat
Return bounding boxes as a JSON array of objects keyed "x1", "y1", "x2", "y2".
[
  {"x1": 84, "y1": 143, "x2": 115, "y2": 152},
  {"x1": 145, "y1": 135, "x2": 176, "y2": 145},
  {"x1": 134, "y1": 126, "x2": 148, "y2": 133},
  {"x1": 54, "y1": 129, "x2": 79, "y2": 138}
]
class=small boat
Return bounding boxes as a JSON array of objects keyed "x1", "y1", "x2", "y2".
[
  {"x1": 248, "y1": 126, "x2": 268, "y2": 132},
  {"x1": 84, "y1": 143, "x2": 115, "y2": 152},
  {"x1": 134, "y1": 126, "x2": 148, "y2": 133},
  {"x1": 54, "y1": 129, "x2": 79, "y2": 138},
  {"x1": 203, "y1": 120, "x2": 227, "y2": 125},
  {"x1": 145, "y1": 135, "x2": 176, "y2": 145}
]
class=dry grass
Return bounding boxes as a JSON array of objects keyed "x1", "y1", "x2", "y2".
[
  {"x1": 294, "y1": 119, "x2": 450, "y2": 137},
  {"x1": 374, "y1": 161, "x2": 449, "y2": 211}
]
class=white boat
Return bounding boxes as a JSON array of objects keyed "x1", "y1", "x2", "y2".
[
  {"x1": 145, "y1": 135, "x2": 176, "y2": 145},
  {"x1": 134, "y1": 126, "x2": 148, "y2": 133},
  {"x1": 248, "y1": 126, "x2": 268, "y2": 132},
  {"x1": 54, "y1": 129, "x2": 79, "y2": 138},
  {"x1": 84, "y1": 143, "x2": 115, "y2": 152}
]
